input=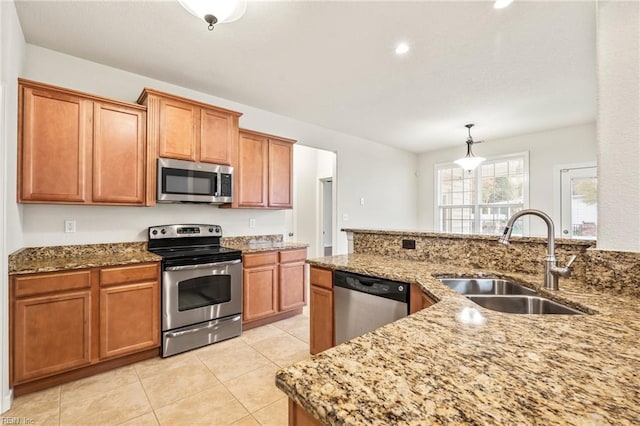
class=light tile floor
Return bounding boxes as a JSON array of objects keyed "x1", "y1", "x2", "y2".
[{"x1": 1, "y1": 314, "x2": 310, "y2": 426}]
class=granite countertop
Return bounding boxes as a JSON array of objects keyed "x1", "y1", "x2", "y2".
[
  {"x1": 9, "y1": 242, "x2": 161, "y2": 275},
  {"x1": 276, "y1": 253, "x2": 640, "y2": 425},
  {"x1": 341, "y1": 228, "x2": 596, "y2": 246},
  {"x1": 224, "y1": 241, "x2": 309, "y2": 254}
]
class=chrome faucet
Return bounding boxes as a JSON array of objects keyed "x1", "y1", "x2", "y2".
[{"x1": 498, "y1": 209, "x2": 576, "y2": 291}]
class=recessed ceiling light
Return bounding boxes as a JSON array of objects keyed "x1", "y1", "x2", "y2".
[
  {"x1": 494, "y1": 0, "x2": 514, "y2": 9},
  {"x1": 395, "y1": 43, "x2": 410, "y2": 55}
]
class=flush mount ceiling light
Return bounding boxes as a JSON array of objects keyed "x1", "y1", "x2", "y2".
[
  {"x1": 178, "y1": 0, "x2": 247, "y2": 31},
  {"x1": 494, "y1": 0, "x2": 514, "y2": 9},
  {"x1": 454, "y1": 124, "x2": 485, "y2": 172},
  {"x1": 395, "y1": 43, "x2": 410, "y2": 55}
]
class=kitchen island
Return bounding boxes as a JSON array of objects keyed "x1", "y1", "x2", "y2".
[{"x1": 276, "y1": 253, "x2": 640, "y2": 425}]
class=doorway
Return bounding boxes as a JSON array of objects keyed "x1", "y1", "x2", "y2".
[
  {"x1": 291, "y1": 145, "x2": 336, "y2": 258},
  {"x1": 560, "y1": 165, "x2": 597, "y2": 240},
  {"x1": 320, "y1": 178, "x2": 333, "y2": 256}
]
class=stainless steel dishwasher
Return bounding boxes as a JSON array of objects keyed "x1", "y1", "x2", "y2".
[{"x1": 334, "y1": 270, "x2": 409, "y2": 345}]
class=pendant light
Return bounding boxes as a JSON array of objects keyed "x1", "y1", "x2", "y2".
[
  {"x1": 454, "y1": 124, "x2": 485, "y2": 172},
  {"x1": 178, "y1": 0, "x2": 247, "y2": 30}
]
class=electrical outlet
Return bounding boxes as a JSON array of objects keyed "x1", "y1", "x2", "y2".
[
  {"x1": 249, "y1": 218, "x2": 256, "y2": 229},
  {"x1": 402, "y1": 239, "x2": 416, "y2": 249},
  {"x1": 360, "y1": 197, "x2": 365, "y2": 206},
  {"x1": 64, "y1": 220, "x2": 76, "y2": 233},
  {"x1": 342, "y1": 213, "x2": 349, "y2": 222}
]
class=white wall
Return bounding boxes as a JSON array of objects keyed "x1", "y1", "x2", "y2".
[
  {"x1": 596, "y1": 1, "x2": 640, "y2": 252},
  {"x1": 22, "y1": 204, "x2": 287, "y2": 247},
  {"x1": 292, "y1": 145, "x2": 336, "y2": 259},
  {"x1": 1, "y1": 0, "x2": 25, "y2": 413},
  {"x1": 20, "y1": 45, "x2": 418, "y2": 253},
  {"x1": 417, "y1": 123, "x2": 597, "y2": 237}
]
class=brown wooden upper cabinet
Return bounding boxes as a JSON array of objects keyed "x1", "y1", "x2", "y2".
[
  {"x1": 18, "y1": 79, "x2": 147, "y2": 205},
  {"x1": 137, "y1": 88, "x2": 242, "y2": 165},
  {"x1": 233, "y1": 129, "x2": 296, "y2": 209}
]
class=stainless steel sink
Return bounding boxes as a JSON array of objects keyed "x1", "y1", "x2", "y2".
[
  {"x1": 439, "y1": 278, "x2": 585, "y2": 315},
  {"x1": 439, "y1": 278, "x2": 537, "y2": 295},
  {"x1": 467, "y1": 295, "x2": 585, "y2": 315}
]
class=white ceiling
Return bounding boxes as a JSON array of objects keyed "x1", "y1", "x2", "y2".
[{"x1": 14, "y1": 0, "x2": 597, "y2": 153}]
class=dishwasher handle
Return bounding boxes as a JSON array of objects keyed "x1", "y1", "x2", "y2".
[{"x1": 334, "y1": 271, "x2": 408, "y2": 303}]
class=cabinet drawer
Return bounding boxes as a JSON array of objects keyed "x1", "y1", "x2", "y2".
[
  {"x1": 14, "y1": 270, "x2": 92, "y2": 298},
  {"x1": 279, "y1": 248, "x2": 307, "y2": 264},
  {"x1": 100, "y1": 263, "x2": 159, "y2": 287},
  {"x1": 310, "y1": 267, "x2": 332, "y2": 290},
  {"x1": 243, "y1": 252, "x2": 278, "y2": 268}
]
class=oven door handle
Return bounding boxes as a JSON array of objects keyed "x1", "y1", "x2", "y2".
[
  {"x1": 164, "y1": 259, "x2": 242, "y2": 271},
  {"x1": 165, "y1": 317, "x2": 241, "y2": 338}
]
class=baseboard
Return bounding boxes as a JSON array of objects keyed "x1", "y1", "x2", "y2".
[
  {"x1": 242, "y1": 308, "x2": 304, "y2": 331},
  {"x1": 1, "y1": 388, "x2": 13, "y2": 414}
]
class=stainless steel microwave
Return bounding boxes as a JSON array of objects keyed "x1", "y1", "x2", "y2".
[{"x1": 157, "y1": 158, "x2": 233, "y2": 204}]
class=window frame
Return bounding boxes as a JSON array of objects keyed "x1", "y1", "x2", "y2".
[{"x1": 434, "y1": 151, "x2": 530, "y2": 235}]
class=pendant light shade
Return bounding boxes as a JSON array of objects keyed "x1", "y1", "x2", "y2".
[
  {"x1": 454, "y1": 124, "x2": 485, "y2": 172},
  {"x1": 179, "y1": 0, "x2": 247, "y2": 30}
]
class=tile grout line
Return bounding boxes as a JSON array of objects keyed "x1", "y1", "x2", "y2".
[
  {"x1": 57, "y1": 385, "x2": 62, "y2": 426},
  {"x1": 130, "y1": 361, "x2": 158, "y2": 425}
]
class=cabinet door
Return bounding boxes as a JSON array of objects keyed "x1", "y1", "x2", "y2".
[
  {"x1": 279, "y1": 261, "x2": 306, "y2": 311},
  {"x1": 268, "y1": 139, "x2": 294, "y2": 208},
  {"x1": 93, "y1": 102, "x2": 146, "y2": 204},
  {"x1": 238, "y1": 132, "x2": 268, "y2": 207},
  {"x1": 243, "y1": 265, "x2": 278, "y2": 321},
  {"x1": 100, "y1": 281, "x2": 160, "y2": 359},
  {"x1": 158, "y1": 97, "x2": 197, "y2": 161},
  {"x1": 310, "y1": 285, "x2": 333, "y2": 355},
  {"x1": 199, "y1": 107, "x2": 235, "y2": 165},
  {"x1": 14, "y1": 291, "x2": 92, "y2": 383},
  {"x1": 20, "y1": 86, "x2": 91, "y2": 202}
]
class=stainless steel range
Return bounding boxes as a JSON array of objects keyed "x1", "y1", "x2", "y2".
[{"x1": 148, "y1": 224, "x2": 243, "y2": 357}]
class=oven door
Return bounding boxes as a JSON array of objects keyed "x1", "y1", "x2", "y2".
[{"x1": 162, "y1": 259, "x2": 242, "y2": 331}]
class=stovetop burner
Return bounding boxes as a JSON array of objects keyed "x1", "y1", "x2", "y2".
[{"x1": 147, "y1": 224, "x2": 242, "y2": 266}]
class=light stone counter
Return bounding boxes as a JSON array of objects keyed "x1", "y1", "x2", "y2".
[
  {"x1": 8, "y1": 242, "x2": 161, "y2": 275},
  {"x1": 221, "y1": 234, "x2": 308, "y2": 254},
  {"x1": 275, "y1": 253, "x2": 640, "y2": 425}
]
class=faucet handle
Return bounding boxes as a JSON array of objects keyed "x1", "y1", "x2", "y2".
[{"x1": 551, "y1": 254, "x2": 577, "y2": 278}]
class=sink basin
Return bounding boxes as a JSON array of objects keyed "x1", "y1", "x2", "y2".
[
  {"x1": 439, "y1": 278, "x2": 537, "y2": 295},
  {"x1": 467, "y1": 295, "x2": 585, "y2": 315}
]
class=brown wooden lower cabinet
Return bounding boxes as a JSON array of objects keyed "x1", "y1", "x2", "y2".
[
  {"x1": 10, "y1": 262, "x2": 160, "y2": 394},
  {"x1": 279, "y1": 250, "x2": 307, "y2": 311},
  {"x1": 243, "y1": 248, "x2": 307, "y2": 329},
  {"x1": 309, "y1": 266, "x2": 334, "y2": 355},
  {"x1": 288, "y1": 399, "x2": 323, "y2": 426},
  {"x1": 243, "y1": 263, "x2": 279, "y2": 321},
  {"x1": 410, "y1": 283, "x2": 436, "y2": 314},
  {"x1": 13, "y1": 290, "x2": 92, "y2": 384},
  {"x1": 99, "y1": 281, "x2": 159, "y2": 359}
]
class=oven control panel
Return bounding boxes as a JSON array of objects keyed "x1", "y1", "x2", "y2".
[{"x1": 149, "y1": 224, "x2": 222, "y2": 239}]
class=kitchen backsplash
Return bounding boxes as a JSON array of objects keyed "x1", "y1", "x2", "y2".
[
  {"x1": 221, "y1": 234, "x2": 284, "y2": 246},
  {"x1": 345, "y1": 229, "x2": 639, "y2": 298}
]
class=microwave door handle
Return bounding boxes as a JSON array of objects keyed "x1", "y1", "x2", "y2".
[{"x1": 165, "y1": 259, "x2": 242, "y2": 271}]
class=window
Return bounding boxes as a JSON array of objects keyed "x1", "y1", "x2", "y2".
[
  {"x1": 436, "y1": 154, "x2": 528, "y2": 235},
  {"x1": 560, "y1": 165, "x2": 597, "y2": 240}
]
